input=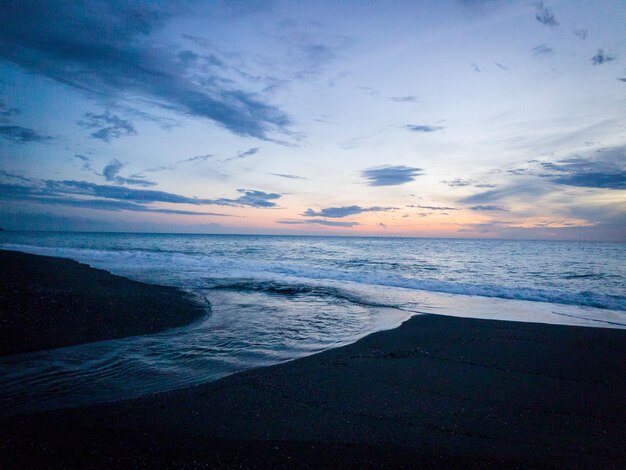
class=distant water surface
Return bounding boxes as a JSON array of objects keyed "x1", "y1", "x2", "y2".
[{"x1": 1, "y1": 232, "x2": 624, "y2": 415}]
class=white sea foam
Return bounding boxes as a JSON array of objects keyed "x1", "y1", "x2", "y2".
[{"x1": 3, "y1": 243, "x2": 625, "y2": 311}]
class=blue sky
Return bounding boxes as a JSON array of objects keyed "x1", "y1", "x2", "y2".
[{"x1": 1, "y1": 0, "x2": 625, "y2": 240}]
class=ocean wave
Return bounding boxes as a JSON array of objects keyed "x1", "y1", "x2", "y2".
[{"x1": 2, "y1": 243, "x2": 625, "y2": 311}]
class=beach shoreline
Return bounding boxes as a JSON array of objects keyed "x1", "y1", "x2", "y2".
[
  {"x1": 2, "y1": 314, "x2": 624, "y2": 467},
  {"x1": 0, "y1": 249, "x2": 624, "y2": 467},
  {"x1": 0, "y1": 250, "x2": 205, "y2": 355}
]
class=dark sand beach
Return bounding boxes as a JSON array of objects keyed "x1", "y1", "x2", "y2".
[
  {"x1": 1, "y1": 251, "x2": 624, "y2": 468},
  {"x1": 0, "y1": 250, "x2": 204, "y2": 355}
]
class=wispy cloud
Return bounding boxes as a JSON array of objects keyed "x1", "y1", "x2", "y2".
[
  {"x1": 276, "y1": 218, "x2": 359, "y2": 227},
  {"x1": 469, "y1": 205, "x2": 509, "y2": 211},
  {"x1": 538, "y1": 155, "x2": 626, "y2": 190},
  {"x1": 145, "y1": 154, "x2": 214, "y2": 173},
  {"x1": 442, "y1": 178, "x2": 496, "y2": 188},
  {"x1": 459, "y1": 181, "x2": 551, "y2": 204},
  {"x1": 390, "y1": 96, "x2": 418, "y2": 103},
  {"x1": 591, "y1": 49, "x2": 615, "y2": 65},
  {"x1": 225, "y1": 147, "x2": 260, "y2": 162},
  {"x1": 503, "y1": 148, "x2": 626, "y2": 190},
  {"x1": 102, "y1": 160, "x2": 156, "y2": 187},
  {"x1": 532, "y1": 44, "x2": 554, "y2": 56},
  {"x1": 405, "y1": 124, "x2": 444, "y2": 133},
  {"x1": 303, "y1": 205, "x2": 396, "y2": 218},
  {"x1": 79, "y1": 112, "x2": 137, "y2": 142},
  {"x1": 0, "y1": 173, "x2": 283, "y2": 212},
  {"x1": 0, "y1": 125, "x2": 53, "y2": 144},
  {"x1": 270, "y1": 173, "x2": 307, "y2": 180},
  {"x1": 0, "y1": 1, "x2": 290, "y2": 140},
  {"x1": 534, "y1": 1, "x2": 558, "y2": 27},
  {"x1": 408, "y1": 204, "x2": 459, "y2": 211},
  {"x1": 0, "y1": 101, "x2": 19, "y2": 118},
  {"x1": 362, "y1": 166, "x2": 424, "y2": 186}
]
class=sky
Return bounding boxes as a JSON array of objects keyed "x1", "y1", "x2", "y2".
[{"x1": 0, "y1": 0, "x2": 625, "y2": 241}]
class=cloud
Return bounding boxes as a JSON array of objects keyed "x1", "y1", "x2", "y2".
[
  {"x1": 390, "y1": 96, "x2": 418, "y2": 103},
  {"x1": 442, "y1": 178, "x2": 496, "y2": 188},
  {"x1": 270, "y1": 173, "x2": 307, "y2": 180},
  {"x1": 79, "y1": 112, "x2": 137, "y2": 142},
  {"x1": 102, "y1": 160, "x2": 156, "y2": 187},
  {"x1": 469, "y1": 205, "x2": 509, "y2": 211},
  {"x1": 591, "y1": 49, "x2": 615, "y2": 65},
  {"x1": 0, "y1": 101, "x2": 19, "y2": 118},
  {"x1": 0, "y1": 1, "x2": 290, "y2": 140},
  {"x1": 442, "y1": 178, "x2": 471, "y2": 187},
  {"x1": 362, "y1": 165, "x2": 424, "y2": 186},
  {"x1": 303, "y1": 205, "x2": 396, "y2": 218},
  {"x1": 225, "y1": 147, "x2": 260, "y2": 162},
  {"x1": 276, "y1": 218, "x2": 359, "y2": 227},
  {"x1": 534, "y1": 2, "x2": 558, "y2": 27},
  {"x1": 145, "y1": 154, "x2": 214, "y2": 173},
  {"x1": 0, "y1": 125, "x2": 53, "y2": 144},
  {"x1": 505, "y1": 149, "x2": 626, "y2": 190},
  {"x1": 0, "y1": 173, "x2": 283, "y2": 213},
  {"x1": 538, "y1": 154, "x2": 626, "y2": 190},
  {"x1": 408, "y1": 205, "x2": 459, "y2": 211},
  {"x1": 405, "y1": 124, "x2": 444, "y2": 133},
  {"x1": 459, "y1": 181, "x2": 550, "y2": 204},
  {"x1": 532, "y1": 44, "x2": 554, "y2": 56},
  {"x1": 229, "y1": 189, "x2": 281, "y2": 208}
]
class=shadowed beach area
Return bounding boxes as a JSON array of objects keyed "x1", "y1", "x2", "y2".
[
  {"x1": 0, "y1": 250, "x2": 205, "y2": 355},
  {"x1": 0, "y1": 249, "x2": 624, "y2": 468}
]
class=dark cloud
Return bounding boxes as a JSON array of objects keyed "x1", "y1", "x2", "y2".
[
  {"x1": 390, "y1": 96, "x2": 418, "y2": 103},
  {"x1": 79, "y1": 112, "x2": 137, "y2": 142},
  {"x1": 102, "y1": 159, "x2": 156, "y2": 187},
  {"x1": 0, "y1": 173, "x2": 282, "y2": 213},
  {"x1": 504, "y1": 149, "x2": 626, "y2": 191},
  {"x1": 591, "y1": 49, "x2": 615, "y2": 65},
  {"x1": 0, "y1": 125, "x2": 53, "y2": 144},
  {"x1": 362, "y1": 166, "x2": 424, "y2": 186},
  {"x1": 276, "y1": 218, "x2": 359, "y2": 227},
  {"x1": 408, "y1": 205, "x2": 459, "y2": 211},
  {"x1": 534, "y1": 2, "x2": 558, "y2": 27},
  {"x1": 573, "y1": 29, "x2": 588, "y2": 40},
  {"x1": 270, "y1": 173, "x2": 307, "y2": 180},
  {"x1": 469, "y1": 205, "x2": 509, "y2": 211},
  {"x1": 303, "y1": 205, "x2": 396, "y2": 218},
  {"x1": 538, "y1": 155, "x2": 626, "y2": 190},
  {"x1": 405, "y1": 124, "x2": 444, "y2": 133},
  {"x1": 230, "y1": 189, "x2": 281, "y2": 208},
  {"x1": 532, "y1": 44, "x2": 554, "y2": 56},
  {"x1": 0, "y1": 1, "x2": 290, "y2": 140}
]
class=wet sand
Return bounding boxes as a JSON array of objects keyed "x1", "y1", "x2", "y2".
[
  {"x1": 0, "y1": 250, "x2": 204, "y2": 355},
  {"x1": 2, "y1": 311, "x2": 624, "y2": 468}
]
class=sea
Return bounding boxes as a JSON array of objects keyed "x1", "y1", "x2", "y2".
[{"x1": 1, "y1": 231, "x2": 625, "y2": 416}]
